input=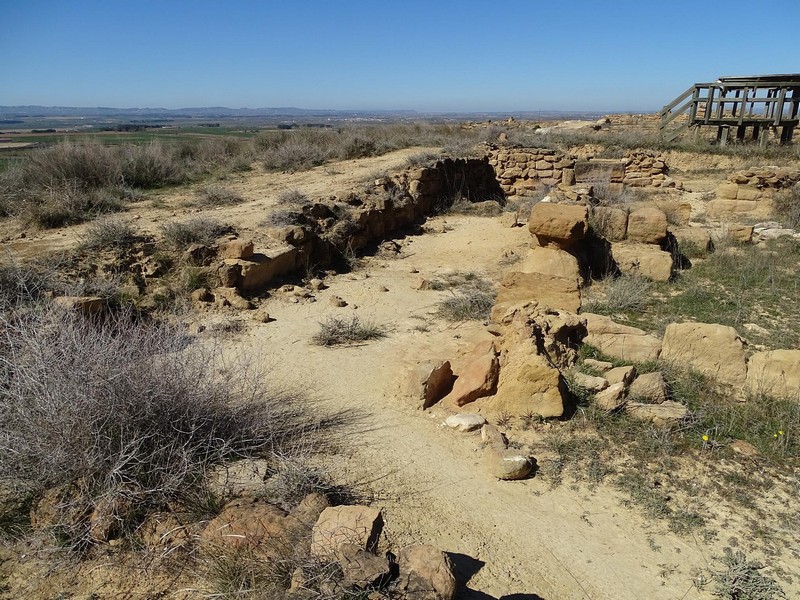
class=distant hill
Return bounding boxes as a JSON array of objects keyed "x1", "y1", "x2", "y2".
[{"x1": 0, "y1": 105, "x2": 609, "y2": 121}]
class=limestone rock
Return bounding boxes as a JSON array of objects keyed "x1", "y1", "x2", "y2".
[
  {"x1": 661, "y1": 322, "x2": 747, "y2": 393},
  {"x1": 486, "y1": 449, "x2": 533, "y2": 481},
  {"x1": 626, "y1": 401, "x2": 688, "y2": 427},
  {"x1": 311, "y1": 505, "x2": 383, "y2": 557},
  {"x1": 444, "y1": 413, "x2": 487, "y2": 432},
  {"x1": 611, "y1": 243, "x2": 674, "y2": 281},
  {"x1": 605, "y1": 365, "x2": 637, "y2": 386},
  {"x1": 396, "y1": 544, "x2": 458, "y2": 600},
  {"x1": 528, "y1": 203, "x2": 589, "y2": 248},
  {"x1": 481, "y1": 424, "x2": 509, "y2": 449},
  {"x1": 443, "y1": 342, "x2": 499, "y2": 407},
  {"x1": 629, "y1": 372, "x2": 668, "y2": 402},
  {"x1": 595, "y1": 382, "x2": 626, "y2": 411},
  {"x1": 626, "y1": 207, "x2": 668, "y2": 244},
  {"x1": 746, "y1": 350, "x2": 800, "y2": 399}
]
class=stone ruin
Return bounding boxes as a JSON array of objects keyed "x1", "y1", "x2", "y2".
[{"x1": 708, "y1": 166, "x2": 800, "y2": 219}]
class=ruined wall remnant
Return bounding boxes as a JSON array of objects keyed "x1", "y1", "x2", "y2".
[
  {"x1": 487, "y1": 146, "x2": 577, "y2": 197},
  {"x1": 204, "y1": 157, "x2": 504, "y2": 296},
  {"x1": 487, "y1": 146, "x2": 679, "y2": 197},
  {"x1": 708, "y1": 166, "x2": 800, "y2": 219}
]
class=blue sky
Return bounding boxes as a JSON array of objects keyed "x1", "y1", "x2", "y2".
[{"x1": 2, "y1": 0, "x2": 799, "y2": 113}]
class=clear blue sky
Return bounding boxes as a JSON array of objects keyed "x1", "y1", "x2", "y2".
[{"x1": 2, "y1": 0, "x2": 799, "y2": 113}]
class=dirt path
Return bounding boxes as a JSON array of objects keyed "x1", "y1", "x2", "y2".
[{"x1": 212, "y1": 215, "x2": 713, "y2": 599}]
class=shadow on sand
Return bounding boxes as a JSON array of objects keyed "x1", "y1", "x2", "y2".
[{"x1": 447, "y1": 552, "x2": 547, "y2": 600}]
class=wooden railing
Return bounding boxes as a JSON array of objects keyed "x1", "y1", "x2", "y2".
[{"x1": 659, "y1": 77, "x2": 800, "y2": 144}]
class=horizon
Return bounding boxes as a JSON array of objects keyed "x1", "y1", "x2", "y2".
[{"x1": 2, "y1": 0, "x2": 799, "y2": 113}]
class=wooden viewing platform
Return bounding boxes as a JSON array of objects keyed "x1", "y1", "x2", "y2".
[{"x1": 659, "y1": 74, "x2": 800, "y2": 146}]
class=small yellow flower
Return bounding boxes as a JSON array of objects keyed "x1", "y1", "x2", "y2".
[
  {"x1": 702, "y1": 434, "x2": 709, "y2": 442},
  {"x1": 779, "y1": 430, "x2": 785, "y2": 436},
  {"x1": 773, "y1": 433, "x2": 779, "y2": 438}
]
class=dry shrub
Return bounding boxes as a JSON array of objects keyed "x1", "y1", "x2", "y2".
[
  {"x1": 119, "y1": 141, "x2": 187, "y2": 188},
  {"x1": 434, "y1": 273, "x2": 496, "y2": 321},
  {"x1": 190, "y1": 184, "x2": 245, "y2": 207},
  {"x1": 79, "y1": 217, "x2": 140, "y2": 252},
  {"x1": 582, "y1": 274, "x2": 653, "y2": 314},
  {"x1": 312, "y1": 315, "x2": 387, "y2": 346},
  {"x1": 160, "y1": 217, "x2": 231, "y2": 249},
  {"x1": 0, "y1": 306, "x2": 332, "y2": 549},
  {"x1": 772, "y1": 187, "x2": 800, "y2": 228},
  {"x1": 0, "y1": 140, "x2": 186, "y2": 227},
  {"x1": 276, "y1": 189, "x2": 309, "y2": 205},
  {"x1": 0, "y1": 257, "x2": 56, "y2": 310}
]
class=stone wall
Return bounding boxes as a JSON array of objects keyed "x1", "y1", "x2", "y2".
[
  {"x1": 487, "y1": 146, "x2": 576, "y2": 197},
  {"x1": 622, "y1": 151, "x2": 680, "y2": 189},
  {"x1": 488, "y1": 146, "x2": 678, "y2": 197},
  {"x1": 210, "y1": 158, "x2": 503, "y2": 295},
  {"x1": 707, "y1": 166, "x2": 800, "y2": 219}
]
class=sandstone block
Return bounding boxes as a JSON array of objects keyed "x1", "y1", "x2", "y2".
[
  {"x1": 592, "y1": 206, "x2": 628, "y2": 241},
  {"x1": 673, "y1": 227, "x2": 713, "y2": 252},
  {"x1": 217, "y1": 239, "x2": 254, "y2": 260},
  {"x1": 611, "y1": 243, "x2": 674, "y2": 281},
  {"x1": 717, "y1": 183, "x2": 740, "y2": 199},
  {"x1": 528, "y1": 203, "x2": 589, "y2": 248},
  {"x1": 605, "y1": 365, "x2": 637, "y2": 386},
  {"x1": 736, "y1": 187, "x2": 761, "y2": 201},
  {"x1": 626, "y1": 401, "x2": 688, "y2": 427},
  {"x1": 443, "y1": 342, "x2": 499, "y2": 407},
  {"x1": 629, "y1": 372, "x2": 668, "y2": 402},
  {"x1": 311, "y1": 506, "x2": 383, "y2": 557},
  {"x1": 746, "y1": 350, "x2": 800, "y2": 399},
  {"x1": 516, "y1": 246, "x2": 581, "y2": 283},
  {"x1": 404, "y1": 360, "x2": 455, "y2": 409},
  {"x1": 661, "y1": 322, "x2": 747, "y2": 393},
  {"x1": 491, "y1": 271, "x2": 581, "y2": 316},
  {"x1": 481, "y1": 352, "x2": 565, "y2": 418},
  {"x1": 595, "y1": 382, "x2": 626, "y2": 411},
  {"x1": 584, "y1": 358, "x2": 613, "y2": 372},
  {"x1": 626, "y1": 207, "x2": 668, "y2": 244},
  {"x1": 396, "y1": 545, "x2": 457, "y2": 600},
  {"x1": 583, "y1": 313, "x2": 662, "y2": 362},
  {"x1": 573, "y1": 371, "x2": 609, "y2": 393}
]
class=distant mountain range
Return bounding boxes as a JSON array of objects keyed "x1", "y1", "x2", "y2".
[{"x1": 0, "y1": 105, "x2": 609, "y2": 120}]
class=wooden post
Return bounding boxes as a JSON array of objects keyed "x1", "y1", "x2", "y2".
[
  {"x1": 717, "y1": 125, "x2": 730, "y2": 146},
  {"x1": 759, "y1": 128, "x2": 768, "y2": 149}
]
